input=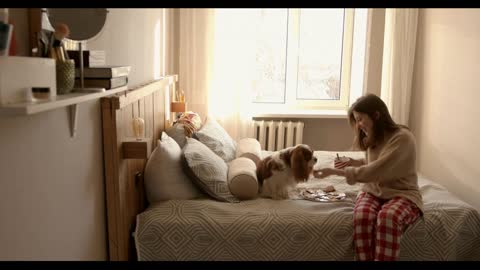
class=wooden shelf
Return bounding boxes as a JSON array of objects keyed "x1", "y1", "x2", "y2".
[
  {"x1": 122, "y1": 138, "x2": 152, "y2": 159},
  {"x1": 0, "y1": 85, "x2": 128, "y2": 116}
]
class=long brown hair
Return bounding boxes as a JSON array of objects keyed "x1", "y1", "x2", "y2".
[{"x1": 348, "y1": 94, "x2": 405, "y2": 150}]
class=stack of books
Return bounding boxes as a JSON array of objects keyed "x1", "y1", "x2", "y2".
[
  {"x1": 74, "y1": 65, "x2": 130, "y2": 90},
  {"x1": 68, "y1": 50, "x2": 106, "y2": 68}
]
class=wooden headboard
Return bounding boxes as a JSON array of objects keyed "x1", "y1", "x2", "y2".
[{"x1": 100, "y1": 75, "x2": 177, "y2": 261}]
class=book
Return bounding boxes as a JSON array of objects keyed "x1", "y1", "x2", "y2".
[
  {"x1": 75, "y1": 66, "x2": 131, "y2": 78},
  {"x1": 74, "y1": 76, "x2": 128, "y2": 90},
  {"x1": 67, "y1": 50, "x2": 106, "y2": 68}
]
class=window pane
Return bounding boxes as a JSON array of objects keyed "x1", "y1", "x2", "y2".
[
  {"x1": 251, "y1": 9, "x2": 288, "y2": 103},
  {"x1": 297, "y1": 9, "x2": 345, "y2": 100}
]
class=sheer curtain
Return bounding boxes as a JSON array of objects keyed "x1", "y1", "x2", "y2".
[
  {"x1": 178, "y1": 9, "x2": 256, "y2": 141},
  {"x1": 380, "y1": 8, "x2": 419, "y2": 126}
]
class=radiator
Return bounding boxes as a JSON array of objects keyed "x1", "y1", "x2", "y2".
[{"x1": 253, "y1": 120, "x2": 305, "y2": 151}]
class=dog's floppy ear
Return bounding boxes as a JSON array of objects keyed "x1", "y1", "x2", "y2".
[
  {"x1": 291, "y1": 147, "x2": 309, "y2": 181},
  {"x1": 256, "y1": 156, "x2": 276, "y2": 185}
]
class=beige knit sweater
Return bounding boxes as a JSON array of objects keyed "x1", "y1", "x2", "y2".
[{"x1": 344, "y1": 127, "x2": 424, "y2": 212}]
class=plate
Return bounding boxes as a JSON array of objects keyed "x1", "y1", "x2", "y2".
[{"x1": 301, "y1": 189, "x2": 346, "y2": 202}]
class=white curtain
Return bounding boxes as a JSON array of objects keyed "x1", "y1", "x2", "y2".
[
  {"x1": 178, "y1": 9, "x2": 255, "y2": 141},
  {"x1": 380, "y1": 8, "x2": 419, "y2": 126},
  {"x1": 178, "y1": 9, "x2": 215, "y2": 121}
]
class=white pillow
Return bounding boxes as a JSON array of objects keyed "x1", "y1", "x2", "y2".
[{"x1": 144, "y1": 132, "x2": 202, "y2": 203}]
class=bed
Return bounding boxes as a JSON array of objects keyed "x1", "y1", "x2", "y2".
[{"x1": 100, "y1": 76, "x2": 480, "y2": 261}]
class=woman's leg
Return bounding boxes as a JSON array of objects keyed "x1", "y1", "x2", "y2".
[
  {"x1": 375, "y1": 197, "x2": 421, "y2": 261},
  {"x1": 353, "y1": 192, "x2": 382, "y2": 261}
]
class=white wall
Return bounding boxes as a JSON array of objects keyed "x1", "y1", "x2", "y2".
[
  {"x1": 410, "y1": 9, "x2": 480, "y2": 210},
  {"x1": 0, "y1": 8, "x2": 167, "y2": 260}
]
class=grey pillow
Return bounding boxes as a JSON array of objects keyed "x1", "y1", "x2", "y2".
[
  {"x1": 196, "y1": 116, "x2": 237, "y2": 162},
  {"x1": 182, "y1": 137, "x2": 239, "y2": 203},
  {"x1": 165, "y1": 123, "x2": 189, "y2": 148}
]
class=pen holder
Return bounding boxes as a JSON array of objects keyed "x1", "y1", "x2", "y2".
[{"x1": 56, "y1": 59, "x2": 75, "y2": 94}]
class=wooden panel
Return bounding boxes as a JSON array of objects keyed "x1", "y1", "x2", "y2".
[
  {"x1": 144, "y1": 94, "x2": 153, "y2": 142},
  {"x1": 115, "y1": 76, "x2": 178, "y2": 110},
  {"x1": 27, "y1": 8, "x2": 42, "y2": 56},
  {"x1": 100, "y1": 98, "x2": 119, "y2": 260},
  {"x1": 101, "y1": 77, "x2": 174, "y2": 261}
]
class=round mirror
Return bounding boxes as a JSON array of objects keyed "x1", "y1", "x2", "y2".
[{"x1": 45, "y1": 8, "x2": 108, "y2": 41}]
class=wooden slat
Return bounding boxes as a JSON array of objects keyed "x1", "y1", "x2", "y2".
[
  {"x1": 100, "y1": 97, "x2": 119, "y2": 261},
  {"x1": 115, "y1": 75, "x2": 178, "y2": 110}
]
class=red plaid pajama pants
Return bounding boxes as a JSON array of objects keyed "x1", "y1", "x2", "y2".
[{"x1": 353, "y1": 192, "x2": 421, "y2": 261}]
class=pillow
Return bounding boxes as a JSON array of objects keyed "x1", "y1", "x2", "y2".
[
  {"x1": 144, "y1": 132, "x2": 203, "y2": 203},
  {"x1": 236, "y1": 138, "x2": 262, "y2": 165},
  {"x1": 195, "y1": 116, "x2": 237, "y2": 162},
  {"x1": 182, "y1": 137, "x2": 239, "y2": 203},
  {"x1": 165, "y1": 123, "x2": 189, "y2": 148},
  {"x1": 166, "y1": 112, "x2": 203, "y2": 148},
  {"x1": 228, "y1": 157, "x2": 259, "y2": 200}
]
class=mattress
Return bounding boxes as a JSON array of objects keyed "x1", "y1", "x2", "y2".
[{"x1": 134, "y1": 151, "x2": 480, "y2": 261}]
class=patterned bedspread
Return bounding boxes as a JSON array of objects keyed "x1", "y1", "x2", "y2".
[{"x1": 135, "y1": 151, "x2": 480, "y2": 261}]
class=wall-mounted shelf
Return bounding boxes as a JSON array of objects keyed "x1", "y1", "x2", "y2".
[
  {"x1": 122, "y1": 138, "x2": 152, "y2": 159},
  {"x1": 0, "y1": 85, "x2": 128, "y2": 138},
  {"x1": 0, "y1": 85, "x2": 128, "y2": 116}
]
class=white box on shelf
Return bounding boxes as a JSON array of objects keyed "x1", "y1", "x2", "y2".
[{"x1": 0, "y1": 56, "x2": 56, "y2": 105}]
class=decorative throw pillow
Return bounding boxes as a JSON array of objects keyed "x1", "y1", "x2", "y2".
[
  {"x1": 166, "y1": 112, "x2": 203, "y2": 148},
  {"x1": 235, "y1": 138, "x2": 262, "y2": 165},
  {"x1": 165, "y1": 123, "x2": 189, "y2": 148},
  {"x1": 195, "y1": 116, "x2": 237, "y2": 162},
  {"x1": 227, "y1": 157, "x2": 259, "y2": 200},
  {"x1": 182, "y1": 137, "x2": 239, "y2": 203},
  {"x1": 144, "y1": 132, "x2": 203, "y2": 203}
]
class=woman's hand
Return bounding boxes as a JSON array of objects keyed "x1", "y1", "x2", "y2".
[
  {"x1": 313, "y1": 168, "x2": 345, "y2": 179},
  {"x1": 334, "y1": 157, "x2": 364, "y2": 169}
]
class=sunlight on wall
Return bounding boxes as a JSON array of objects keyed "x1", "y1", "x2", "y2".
[{"x1": 153, "y1": 20, "x2": 161, "y2": 80}]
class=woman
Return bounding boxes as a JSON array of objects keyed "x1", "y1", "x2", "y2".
[{"x1": 314, "y1": 93, "x2": 423, "y2": 261}]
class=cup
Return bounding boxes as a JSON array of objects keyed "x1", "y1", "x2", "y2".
[{"x1": 56, "y1": 59, "x2": 75, "y2": 94}]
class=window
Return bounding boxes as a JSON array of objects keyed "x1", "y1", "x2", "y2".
[{"x1": 251, "y1": 9, "x2": 368, "y2": 114}]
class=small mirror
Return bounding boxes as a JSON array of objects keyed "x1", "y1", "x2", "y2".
[
  {"x1": 45, "y1": 8, "x2": 108, "y2": 41},
  {"x1": 44, "y1": 8, "x2": 108, "y2": 93}
]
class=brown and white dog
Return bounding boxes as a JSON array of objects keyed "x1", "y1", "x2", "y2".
[{"x1": 256, "y1": 144, "x2": 317, "y2": 200}]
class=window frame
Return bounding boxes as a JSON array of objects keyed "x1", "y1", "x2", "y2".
[{"x1": 251, "y1": 8, "x2": 361, "y2": 115}]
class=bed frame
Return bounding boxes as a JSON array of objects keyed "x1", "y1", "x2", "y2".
[{"x1": 100, "y1": 75, "x2": 177, "y2": 261}]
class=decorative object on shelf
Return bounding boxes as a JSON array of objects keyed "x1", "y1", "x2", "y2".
[
  {"x1": 43, "y1": 8, "x2": 109, "y2": 138},
  {"x1": 0, "y1": 8, "x2": 13, "y2": 56},
  {"x1": 0, "y1": 56, "x2": 56, "y2": 105},
  {"x1": 73, "y1": 66, "x2": 130, "y2": 90},
  {"x1": 56, "y1": 59, "x2": 75, "y2": 94},
  {"x1": 133, "y1": 117, "x2": 145, "y2": 141},
  {"x1": 45, "y1": 8, "x2": 109, "y2": 93},
  {"x1": 170, "y1": 101, "x2": 186, "y2": 114},
  {"x1": 170, "y1": 89, "x2": 187, "y2": 122},
  {"x1": 29, "y1": 87, "x2": 53, "y2": 102}
]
